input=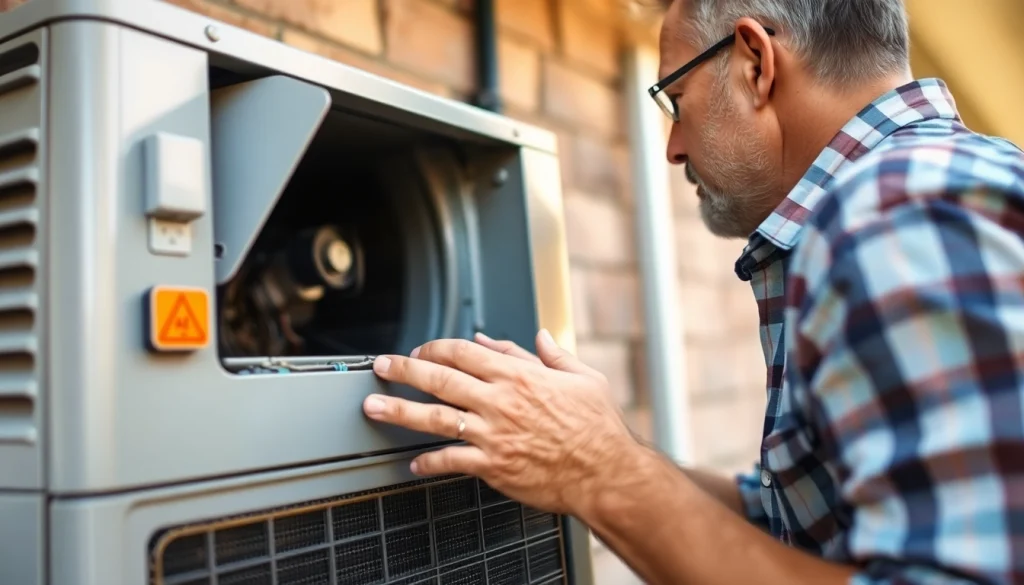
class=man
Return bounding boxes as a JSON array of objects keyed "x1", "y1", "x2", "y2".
[{"x1": 362, "y1": 0, "x2": 1024, "y2": 583}]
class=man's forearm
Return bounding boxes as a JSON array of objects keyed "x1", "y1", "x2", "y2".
[
  {"x1": 680, "y1": 466, "x2": 745, "y2": 516},
  {"x1": 577, "y1": 443, "x2": 856, "y2": 585},
  {"x1": 628, "y1": 434, "x2": 746, "y2": 516}
]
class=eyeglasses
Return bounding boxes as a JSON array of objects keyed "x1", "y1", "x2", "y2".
[{"x1": 648, "y1": 26, "x2": 776, "y2": 122}]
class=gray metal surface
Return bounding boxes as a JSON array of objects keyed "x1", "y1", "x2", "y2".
[
  {"x1": 0, "y1": 493, "x2": 44, "y2": 585},
  {"x1": 0, "y1": 0, "x2": 556, "y2": 155},
  {"x1": 42, "y1": 19, "x2": 567, "y2": 496},
  {"x1": 0, "y1": 26, "x2": 47, "y2": 490},
  {"x1": 210, "y1": 75, "x2": 331, "y2": 284}
]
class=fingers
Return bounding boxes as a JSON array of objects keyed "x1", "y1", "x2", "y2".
[
  {"x1": 373, "y1": 354, "x2": 486, "y2": 410},
  {"x1": 410, "y1": 445, "x2": 490, "y2": 477},
  {"x1": 535, "y1": 329, "x2": 602, "y2": 378},
  {"x1": 411, "y1": 337, "x2": 523, "y2": 382},
  {"x1": 408, "y1": 332, "x2": 600, "y2": 383},
  {"x1": 474, "y1": 332, "x2": 543, "y2": 364},
  {"x1": 363, "y1": 394, "x2": 489, "y2": 443}
]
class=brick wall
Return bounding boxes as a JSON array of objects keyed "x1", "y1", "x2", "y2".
[{"x1": 0, "y1": 0, "x2": 764, "y2": 516}]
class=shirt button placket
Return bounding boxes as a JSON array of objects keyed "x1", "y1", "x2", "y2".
[{"x1": 761, "y1": 468, "x2": 773, "y2": 488}]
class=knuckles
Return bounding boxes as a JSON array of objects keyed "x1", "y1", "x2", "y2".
[
  {"x1": 428, "y1": 405, "x2": 448, "y2": 433},
  {"x1": 508, "y1": 366, "x2": 537, "y2": 394},
  {"x1": 429, "y1": 367, "x2": 454, "y2": 396},
  {"x1": 388, "y1": 398, "x2": 406, "y2": 421},
  {"x1": 414, "y1": 340, "x2": 441, "y2": 361},
  {"x1": 417, "y1": 338, "x2": 475, "y2": 367},
  {"x1": 450, "y1": 338, "x2": 477, "y2": 366}
]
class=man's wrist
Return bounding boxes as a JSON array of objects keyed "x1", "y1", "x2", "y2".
[{"x1": 570, "y1": 436, "x2": 669, "y2": 525}]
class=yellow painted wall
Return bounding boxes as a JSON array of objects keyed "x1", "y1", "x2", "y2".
[{"x1": 907, "y1": 0, "x2": 1024, "y2": 147}]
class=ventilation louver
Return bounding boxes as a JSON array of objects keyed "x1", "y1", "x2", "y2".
[
  {"x1": 0, "y1": 40, "x2": 42, "y2": 454},
  {"x1": 150, "y1": 475, "x2": 568, "y2": 585}
]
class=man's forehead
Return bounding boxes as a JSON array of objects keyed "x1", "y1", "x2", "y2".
[{"x1": 657, "y1": 1, "x2": 699, "y2": 79}]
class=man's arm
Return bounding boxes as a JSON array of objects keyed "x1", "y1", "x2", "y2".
[
  {"x1": 682, "y1": 466, "x2": 746, "y2": 516},
  {"x1": 577, "y1": 442, "x2": 856, "y2": 585}
]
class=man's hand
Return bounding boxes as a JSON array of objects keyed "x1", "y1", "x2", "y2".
[
  {"x1": 362, "y1": 330, "x2": 861, "y2": 585},
  {"x1": 361, "y1": 328, "x2": 637, "y2": 516}
]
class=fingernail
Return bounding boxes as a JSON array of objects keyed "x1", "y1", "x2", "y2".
[
  {"x1": 540, "y1": 329, "x2": 555, "y2": 346},
  {"x1": 410, "y1": 346, "x2": 421, "y2": 359},
  {"x1": 364, "y1": 395, "x2": 387, "y2": 415},
  {"x1": 475, "y1": 332, "x2": 493, "y2": 342},
  {"x1": 374, "y1": 356, "x2": 392, "y2": 374},
  {"x1": 410, "y1": 460, "x2": 420, "y2": 475}
]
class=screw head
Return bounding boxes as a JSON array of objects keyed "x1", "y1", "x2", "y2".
[
  {"x1": 493, "y1": 168, "x2": 509, "y2": 186},
  {"x1": 205, "y1": 25, "x2": 221, "y2": 42}
]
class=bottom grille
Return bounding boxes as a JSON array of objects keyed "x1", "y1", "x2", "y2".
[{"x1": 149, "y1": 475, "x2": 567, "y2": 585}]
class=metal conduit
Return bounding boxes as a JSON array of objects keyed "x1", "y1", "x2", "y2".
[{"x1": 623, "y1": 44, "x2": 693, "y2": 464}]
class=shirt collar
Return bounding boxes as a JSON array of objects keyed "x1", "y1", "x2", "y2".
[{"x1": 738, "y1": 78, "x2": 960, "y2": 267}]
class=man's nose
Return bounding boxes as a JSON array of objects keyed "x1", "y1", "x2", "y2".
[{"x1": 666, "y1": 123, "x2": 688, "y2": 165}]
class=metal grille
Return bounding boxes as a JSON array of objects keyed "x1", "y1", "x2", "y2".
[
  {"x1": 149, "y1": 476, "x2": 567, "y2": 585},
  {"x1": 0, "y1": 36, "x2": 43, "y2": 462}
]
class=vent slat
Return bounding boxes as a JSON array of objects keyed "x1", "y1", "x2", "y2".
[
  {"x1": 0, "y1": 332, "x2": 36, "y2": 356},
  {"x1": 0, "y1": 249, "x2": 37, "y2": 271},
  {"x1": 0, "y1": 207, "x2": 37, "y2": 231},
  {"x1": 0, "y1": 128, "x2": 38, "y2": 155},
  {"x1": 0, "y1": 424, "x2": 36, "y2": 445},
  {"x1": 0, "y1": 290, "x2": 36, "y2": 313},
  {"x1": 0, "y1": 375, "x2": 34, "y2": 399},
  {"x1": 0, "y1": 64, "x2": 40, "y2": 95},
  {"x1": 0, "y1": 165, "x2": 37, "y2": 193}
]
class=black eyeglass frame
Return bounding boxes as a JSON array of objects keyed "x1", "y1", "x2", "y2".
[{"x1": 648, "y1": 26, "x2": 776, "y2": 122}]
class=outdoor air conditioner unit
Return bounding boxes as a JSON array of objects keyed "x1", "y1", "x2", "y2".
[{"x1": 0, "y1": 1, "x2": 592, "y2": 583}]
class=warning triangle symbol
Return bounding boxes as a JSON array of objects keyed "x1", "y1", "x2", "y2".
[{"x1": 158, "y1": 293, "x2": 208, "y2": 343}]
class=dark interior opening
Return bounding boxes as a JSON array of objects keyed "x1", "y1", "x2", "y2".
[{"x1": 217, "y1": 104, "x2": 455, "y2": 361}]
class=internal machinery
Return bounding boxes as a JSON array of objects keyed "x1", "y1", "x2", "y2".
[{"x1": 219, "y1": 224, "x2": 366, "y2": 357}]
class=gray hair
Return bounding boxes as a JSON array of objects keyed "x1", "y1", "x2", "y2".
[{"x1": 685, "y1": 0, "x2": 910, "y2": 86}]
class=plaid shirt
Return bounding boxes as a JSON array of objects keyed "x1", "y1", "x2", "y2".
[{"x1": 733, "y1": 78, "x2": 1024, "y2": 584}]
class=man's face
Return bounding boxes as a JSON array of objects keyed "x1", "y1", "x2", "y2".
[{"x1": 659, "y1": 2, "x2": 780, "y2": 240}]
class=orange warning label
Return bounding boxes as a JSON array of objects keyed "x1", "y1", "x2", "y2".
[{"x1": 148, "y1": 286, "x2": 210, "y2": 351}]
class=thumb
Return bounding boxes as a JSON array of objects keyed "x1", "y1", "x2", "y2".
[{"x1": 535, "y1": 329, "x2": 598, "y2": 377}]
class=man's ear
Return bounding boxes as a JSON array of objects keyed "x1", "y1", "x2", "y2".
[{"x1": 732, "y1": 17, "x2": 775, "y2": 109}]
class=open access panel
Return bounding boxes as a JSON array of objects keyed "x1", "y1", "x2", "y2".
[{"x1": 0, "y1": 0, "x2": 592, "y2": 583}]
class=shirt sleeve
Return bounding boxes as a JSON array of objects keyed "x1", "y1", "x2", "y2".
[
  {"x1": 787, "y1": 187, "x2": 1024, "y2": 585},
  {"x1": 735, "y1": 463, "x2": 771, "y2": 531}
]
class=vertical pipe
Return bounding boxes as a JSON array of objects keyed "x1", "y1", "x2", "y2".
[
  {"x1": 623, "y1": 44, "x2": 693, "y2": 464},
  {"x1": 473, "y1": 0, "x2": 502, "y2": 113}
]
